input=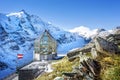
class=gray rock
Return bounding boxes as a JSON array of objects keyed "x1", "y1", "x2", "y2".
[
  {"x1": 95, "y1": 37, "x2": 119, "y2": 54},
  {"x1": 67, "y1": 40, "x2": 95, "y2": 61},
  {"x1": 63, "y1": 58, "x2": 101, "y2": 80},
  {"x1": 91, "y1": 48, "x2": 98, "y2": 59},
  {"x1": 54, "y1": 77, "x2": 64, "y2": 80}
]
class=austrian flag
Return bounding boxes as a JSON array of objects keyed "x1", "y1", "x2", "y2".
[{"x1": 17, "y1": 54, "x2": 23, "y2": 59}]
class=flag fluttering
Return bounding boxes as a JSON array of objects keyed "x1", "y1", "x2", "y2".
[{"x1": 17, "y1": 54, "x2": 23, "y2": 59}]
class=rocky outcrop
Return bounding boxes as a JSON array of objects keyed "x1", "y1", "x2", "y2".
[
  {"x1": 94, "y1": 29, "x2": 120, "y2": 54},
  {"x1": 63, "y1": 58, "x2": 101, "y2": 80},
  {"x1": 67, "y1": 40, "x2": 95, "y2": 61},
  {"x1": 0, "y1": 61, "x2": 8, "y2": 70},
  {"x1": 107, "y1": 34, "x2": 120, "y2": 45},
  {"x1": 95, "y1": 37, "x2": 119, "y2": 54},
  {"x1": 65, "y1": 28, "x2": 120, "y2": 80},
  {"x1": 67, "y1": 29, "x2": 120, "y2": 59}
]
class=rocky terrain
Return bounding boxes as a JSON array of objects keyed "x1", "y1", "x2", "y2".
[
  {"x1": 64, "y1": 27, "x2": 120, "y2": 80},
  {"x1": 67, "y1": 27, "x2": 120, "y2": 59}
]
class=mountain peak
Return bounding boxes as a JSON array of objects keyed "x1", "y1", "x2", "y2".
[
  {"x1": 69, "y1": 26, "x2": 107, "y2": 39},
  {"x1": 20, "y1": 9, "x2": 30, "y2": 16},
  {"x1": 20, "y1": 9, "x2": 26, "y2": 13},
  {"x1": 69, "y1": 26, "x2": 99, "y2": 39},
  {"x1": 6, "y1": 10, "x2": 28, "y2": 18}
]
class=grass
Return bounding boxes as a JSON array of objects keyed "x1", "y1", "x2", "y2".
[
  {"x1": 118, "y1": 45, "x2": 120, "y2": 49},
  {"x1": 80, "y1": 52, "x2": 120, "y2": 80},
  {"x1": 36, "y1": 52, "x2": 120, "y2": 80},
  {"x1": 103, "y1": 66, "x2": 120, "y2": 80},
  {"x1": 85, "y1": 52, "x2": 92, "y2": 58},
  {"x1": 99, "y1": 53, "x2": 120, "y2": 80}
]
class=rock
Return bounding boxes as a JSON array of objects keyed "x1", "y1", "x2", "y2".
[
  {"x1": 54, "y1": 77, "x2": 64, "y2": 80},
  {"x1": 115, "y1": 26, "x2": 120, "y2": 29},
  {"x1": 67, "y1": 40, "x2": 95, "y2": 61},
  {"x1": 107, "y1": 34, "x2": 120, "y2": 45},
  {"x1": 91, "y1": 48, "x2": 98, "y2": 59},
  {"x1": 62, "y1": 73, "x2": 82, "y2": 80},
  {"x1": 63, "y1": 58, "x2": 101, "y2": 80},
  {"x1": 77, "y1": 58, "x2": 101, "y2": 80},
  {"x1": 0, "y1": 61, "x2": 8, "y2": 70},
  {"x1": 113, "y1": 27, "x2": 120, "y2": 34},
  {"x1": 10, "y1": 45, "x2": 20, "y2": 50},
  {"x1": 95, "y1": 37, "x2": 119, "y2": 54}
]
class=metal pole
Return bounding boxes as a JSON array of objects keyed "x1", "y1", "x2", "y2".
[{"x1": 16, "y1": 55, "x2": 18, "y2": 73}]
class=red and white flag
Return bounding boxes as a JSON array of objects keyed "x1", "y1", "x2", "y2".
[{"x1": 17, "y1": 54, "x2": 23, "y2": 59}]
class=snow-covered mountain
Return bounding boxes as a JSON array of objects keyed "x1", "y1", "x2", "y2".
[
  {"x1": 0, "y1": 10, "x2": 88, "y2": 79},
  {"x1": 69, "y1": 26, "x2": 105, "y2": 39}
]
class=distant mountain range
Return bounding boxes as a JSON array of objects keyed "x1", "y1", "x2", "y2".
[
  {"x1": 69, "y1": 26, "x2": 106, "y2": 39},
  {"x1": 0, "y1": 10, "x2": 89, "y2": 79},
  {"x1": 0, "y1": 10, "x2": 117, "y2": 79}
]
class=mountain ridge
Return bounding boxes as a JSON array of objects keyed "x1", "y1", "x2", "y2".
[
  {"x1": 69, "y1": 26, "x2": 106, "y2": 39},
  {"x1": 0, "y1": 10, "x2": 88, "y2": 79}
]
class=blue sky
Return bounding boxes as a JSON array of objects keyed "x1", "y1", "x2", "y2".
[{"x1": 0, "y1": 0, "x2": 120, "y2": 30}]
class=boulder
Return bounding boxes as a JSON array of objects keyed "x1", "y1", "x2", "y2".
[
  {"x1": 107, "y1": 34, "x2": 120, "y2": 45},
  {"x1": 67, "y1": 40, "x2": 95, "y2": 61},
  {"x1": 95, "y1": 37, "x2": 119, "y2": 54}
]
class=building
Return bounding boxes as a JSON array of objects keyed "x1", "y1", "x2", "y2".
[
  {"x1": 34, "y1": 30, "x2": 57, "y2": 61},
  {"x1": 19, "y1": 61, "x2": 47, "y2": 80}
]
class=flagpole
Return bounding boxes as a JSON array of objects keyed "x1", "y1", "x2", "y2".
[
  {"x1": 16, "y1": 54, "x2": 23, "y2": 73},
  {"x1": 16, "y1": 54, "x2": 18, "y2": 73}
]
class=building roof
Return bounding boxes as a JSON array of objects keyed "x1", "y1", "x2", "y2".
[
  {"x1": 35, "y1": 29, "x2": 57, "y2": 43},
  {"x1": 44, "y1": 29, "x2": 56, "y2": 41},
  {"x1": 20, "y1": 61, "x2": 47, "y2": 70}
]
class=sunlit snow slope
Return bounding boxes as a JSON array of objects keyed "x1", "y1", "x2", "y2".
[{"x1": 0, "y1": 10, "x2": 88, "y2": 79}]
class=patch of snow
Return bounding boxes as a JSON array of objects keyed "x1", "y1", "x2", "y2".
[
  {"x1": 48, "y1": 21, "x2": 52, "y2": 25},
  {"x1": 98, "y1": 31, "x2": 111, "y2": 38},
  {"x1": 69, "y1": 26, "x2": 98, "y2": 39},
  {"x1": 45, "y1": 64, "x2": 53, "y2": 73},
  {"x1": 69, "y1": 48, "x2": 79, "y2": 52},
  {"x1": 21, "y1": 61, "x2": 47, "y2": 70},
  {"x1": 57, "y1": 54, "x2": 66, "y2": 56},
  {"x1": 108, "y1": 30, "x2": 113, "y2": 33},
  {"x1": 6, "y1": 11, "x2": 26, "y2": 18},
  {"x1": 69, "y1": 26, "x2": 114, "y2": 40},
  {"x1": 54, "y1": 77, "x2": 64, "y2": 80}
]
